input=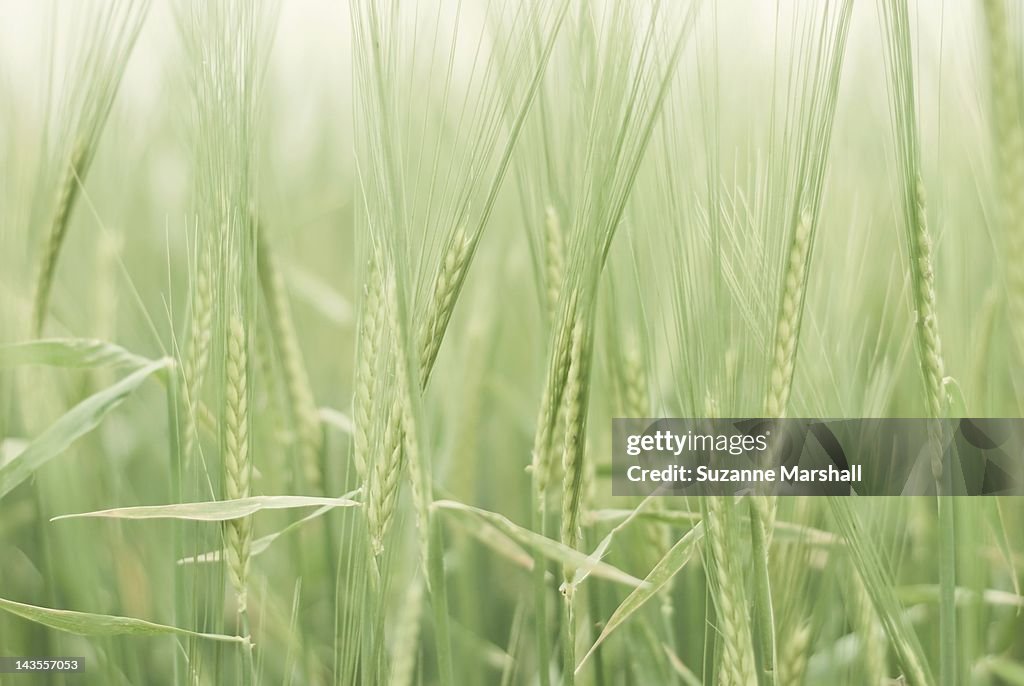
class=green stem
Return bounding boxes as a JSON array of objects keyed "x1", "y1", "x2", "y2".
[
  {"x1": 533, "y1": 504, "x2": 552, "y2": 686},
  {"x1": 749, "y1": 498, "x2": 777, "y2": 686},
  {"x1": 584, "y1": 526, "x2": 608, "y2": 686},
  {"x1": 165, "y1": 367, "x2": 185, "y2": 686},
  {"x1": 562, "y1": 592, "x2": 576, "y2": 686},
  {"x1": 429, "y1": 510, "x2": 454, "y2": 686},
  {"x1": 938, "y1": 491, "x2": 957, "y2": 686},
  {"x1": 239, "y1": 609, "x2": 254, "y2": 686}
]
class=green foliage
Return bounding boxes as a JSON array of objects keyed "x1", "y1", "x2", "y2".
[{"x1": 1, "y1": 1, "x2": 1023, "y2": 684}]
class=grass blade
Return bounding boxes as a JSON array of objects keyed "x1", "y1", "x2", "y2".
[
  {"x1": 53, "y1": 495, "x2": 359, "y2": 522},
  {"x1": 0, "y1": 359, "x2": 170, "y2": 501},
  {"x1": 0, "y1": 338, "x2": 153, "y2": 371},
  {"x1": 576, "y1": 522, "x2": 705, "y2": 674},
  {"x1": 432, "y1": 499, "x2": 645, "y2": 589},
  {"x1": 176, "y1": 490, "x2": 359, "y2": 564},
  {"x1": 0, "y1": 596, "x2": 249, "y2": 646},
  {"x1": 829, "y1": 498, "x2": 933, "y2": 686},
  {"x1": 179, "y1": 505, "x2": 335, "y2": 564}
]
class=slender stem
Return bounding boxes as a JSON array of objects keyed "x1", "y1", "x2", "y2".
[
  {"x1": 165, "y1": 367, "x2": 185, "y2": 686},
  {"x1": 429, "y1": 510, "x2": 454, "y2": 686},
  {"x1": 749, "y1": 498, "x2": 777, "y2": 686},
  {"x1": 239, "y1": 609, "x2": 254, "y2": 686},
  {"x1": 562, "y1": 592, "x2": 576, "y2": 686},
  {"x1": 533, "y1": 504, "x2": 552, "y2": 686},
  {"x1": 937, "y1": 490, "x2": 957, "y2": 686}
]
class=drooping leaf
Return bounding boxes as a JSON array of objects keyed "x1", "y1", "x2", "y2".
[
  {"x1": 571, "y1": 495, "x2": 656, "y2": 588},
  {"x1": 0, "y1": 338, "x2": 153, "y2": 372},
  {"x1": 432, "y1": 499, "x2": 644, "y2": 589},
  {"x1": 587, "y1": 508, "x2": 839, "y2": 547},
  {"x1": 178, "y1": 489, "x2": 361, "y2": 562},
  {"x1": 0, "y1": 359, "x2": 170, "y2": 501},
  {"x1": 0, "y1": 596, "x2": 249, "y2": 646},
  {"x1": 829, "y1": 498, "x2": 934, "y2": 686},
  {"x1": 53, "y1": 495, "x2": 359, "y2": 522},
  {"x1": 576, "y1": 522, "x2": 704, "y2": 674}
]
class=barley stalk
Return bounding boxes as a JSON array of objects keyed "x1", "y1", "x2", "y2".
[
  {"x1": 747, "y1": 207, "x2": 816, "y2": 686},
  {"x1": 880, "y1": 6, "x2": 954, "y2": 681},
  {"x1": 388, "y1": 578, "x2": 424, "y2": 686},
  {"x1": 749, "y1": 493, "x2": 778, "y2": 686},
  {"x1": 559, "y1": 314, "x2": 592, "y2": 686},
  {"x1": 225, "y1": 313, "x2": 252, "y2": 616},
  {"x1": 528, "y1": 289, "x2": 578, "y2": 686},
  {"x1": 257, "y1": 227, "x2": 323, "y2": 492},
  {"x1": 419, "y1": 226, "x2": 471, "y2": 389}
]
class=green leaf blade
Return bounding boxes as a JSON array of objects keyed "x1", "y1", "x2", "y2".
[{"x1": 0, "y1": 358, "x2": 170, "y2": 501}]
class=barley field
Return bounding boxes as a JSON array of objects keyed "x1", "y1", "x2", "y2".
[{"x1": 1, "y1": 0, "x2": 1023, "y2": 684}]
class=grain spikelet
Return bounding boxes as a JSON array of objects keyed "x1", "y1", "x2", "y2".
[
  {"x1": 257, "y1": 228, "x2": 323, "y2": 492},
  {"x1": 766, "y1": 208, "x2": 813, "y2": 418},
  {"x1": 419, "y1": 227, "x2": 471, "y2": 389},
  {"x1": 224, "y1": 313, "x2": 252, "y2": 614}
]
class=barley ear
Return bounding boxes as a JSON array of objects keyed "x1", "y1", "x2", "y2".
[
  {"x1": 257, "y1": 226, "x2": 323, "y2": 492},
  {"x1": 353, "y1": 258, "x2": 383, "y2": 481},
  {"x1": 419, "y1": 226, "x2": 471, "y2": 389},
  {"x1": 620, "y1": 332, "x2": 649, "y2": 419},
  {"x1": 387, "y1": 271, "x2": 431, "y2": 576},
  {"x1": 366, "y1": 400, "x2": 404, "y2": 558},
  {"x1": 766, "y1": 208, "x2": 813, "y2": 419},
  {"x1": 531, "y1": 292, "x2": 578, "y2": 501},
  {"x1": 777, "y1": 621, "x2": 810, "y2": 686},
  {"x1": 30, "y1": 142, "x2": 88, "y2": 338},
  {"x1": 911, "y1": 177, "x2": 946, "y2": 423},
  {"x1": 559, "y1": 318, "x2": 588, "y2": 566},
  {"x1": 224, "y1": 313, "x2": 252, "y2": 615},
  {"x1": 705, "y1": 496, "x2": 756, "y2": 686},
  {"x1": 543, "y1": 206, "x2": 564, "y2": 320},
  {"x1": 363, "y1": 270, "x2": 404, "y2": 557},
  {"x1": 182, "y1": 242, "x2": 215, "y2": 465}
]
